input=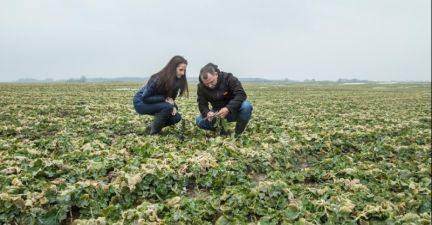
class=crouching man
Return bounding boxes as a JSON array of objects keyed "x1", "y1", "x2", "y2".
[{"x1": 195, "y1": 63, "x2": 253, "y2": 138}]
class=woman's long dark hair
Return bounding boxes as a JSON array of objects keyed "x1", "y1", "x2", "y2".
[{"x1": 151, "y1": 55, "x2": 189, "y2": 97}]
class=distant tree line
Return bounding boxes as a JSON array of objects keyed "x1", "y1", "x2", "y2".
[
  {"x1": 336, "y1": 78, "x2": 370, "y2": 83},
  {"x1": 66, "y1": 76, "x2": 87, "y2": 83}
]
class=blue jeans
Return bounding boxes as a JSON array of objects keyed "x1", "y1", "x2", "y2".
[
  {"x1": 133, "y1": 100, "x2": 181, "y2": 126},
  {"x1": 195, "y1": 100, "x2": 253, "y2": 131}
]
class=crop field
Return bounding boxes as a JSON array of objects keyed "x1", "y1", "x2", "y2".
[{"x1": 0, "y1": 83, "x2": 430, "y2": 225}]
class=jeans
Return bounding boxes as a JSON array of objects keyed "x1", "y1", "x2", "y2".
[
  {"x1": 133, "y1": 100, "x2": 181, "y2": 126},
  {"x1": 195, "y1": 100, "x2": 253, "y2": 131}
]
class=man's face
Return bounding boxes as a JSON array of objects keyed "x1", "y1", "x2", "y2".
[{"x1": 202, "y1": 73, "x2": 218, "y2": 89}]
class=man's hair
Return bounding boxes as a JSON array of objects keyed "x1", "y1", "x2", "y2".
[{"x1": 199, "y1": 63, "x2": 220, "y2": 80}]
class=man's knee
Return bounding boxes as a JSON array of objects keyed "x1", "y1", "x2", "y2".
[
  {"x1": 239, "y1": 101, "x2": 253, "y2": 121},
  {"x1": 196, "y1": 115, "x2": 212, "y2": 129},
  {"x1": 196, "y1": 115, "x2": 207, "y2": 128},
  {"x1": 241, "y1": 101, "x2": 253, "y2": 112},
  {"x1": 195, "y1": 115, "x2": 202, "y2": 126}
]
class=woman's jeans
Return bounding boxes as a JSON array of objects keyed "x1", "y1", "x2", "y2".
[
  {"x1": 195, "y1": 100, "x2": 253, "y2": 133},
  {"x1": 133, "y1": 100, "x2": 181, "y2": 126}
]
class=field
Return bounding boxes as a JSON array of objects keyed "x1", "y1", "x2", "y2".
[{"x1": 0, "y1": 82, "x2": 430, "y2": 225}]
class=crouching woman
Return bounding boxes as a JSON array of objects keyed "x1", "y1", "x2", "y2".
[{"x1": 133, "y1": 55, "x2": 189, "y2": 135}]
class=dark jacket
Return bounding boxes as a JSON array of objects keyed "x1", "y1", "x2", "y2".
[
  {"x1": 197, "y1": 72, "x2": 247, "y2": 117},
  {"x1": 133, "y1": 76, "x2": 180, "y2": 104}
]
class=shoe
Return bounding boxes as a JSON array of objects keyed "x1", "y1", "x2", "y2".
[{"x1": 219, "y1": 128, "x2": 231, "y2": 136}]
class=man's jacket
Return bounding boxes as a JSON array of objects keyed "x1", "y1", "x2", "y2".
[{"x1": 197, "y1": 72, "x2": 247, "y2": 117}]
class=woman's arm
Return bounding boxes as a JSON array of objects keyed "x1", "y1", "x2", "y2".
[{"x1": 140, "y1": 78, "x2": 165, "y2": 103}]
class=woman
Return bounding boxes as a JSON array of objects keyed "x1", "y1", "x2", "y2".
[{"x1": 133, "y1": 55, "x2": 188, "y2": 135}]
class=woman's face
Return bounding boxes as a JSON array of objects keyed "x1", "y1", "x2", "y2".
[{"x1": 176, "y1": 63, "x2": 187, "y2": 78}]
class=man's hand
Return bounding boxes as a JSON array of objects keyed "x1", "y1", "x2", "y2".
[
  {"x1": 206, "y1": 111, "x2": 216, "y2": 121},
  {"x1": 171, "y1": 107, "x2": 177, "y2": 116},
  {"x1": 215, "y1": 107, "x2": 229, "y2": 119}
]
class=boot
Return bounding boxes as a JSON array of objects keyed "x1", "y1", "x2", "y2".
[
  {"x1": 205, "y1": 119, "x2": 217, "y2": 131},
  {"x1": 166, "y1": 114, "x2": 181, "y2": 127},
  {"x1": 219, "y1": 128, "x2": 230, "y2": 136},
  {"x1": 234, "y1": 120, "x2": 248, "y2": 137},
  {"x1": 146, "y1": 112, "x2": 170, "y2": 135}
]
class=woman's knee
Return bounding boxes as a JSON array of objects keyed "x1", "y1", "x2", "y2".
[{"x1": 133, "y1": 102, "x2": 146, "y2": 115}]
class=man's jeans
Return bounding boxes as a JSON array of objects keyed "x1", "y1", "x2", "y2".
[{"x1": 195, "y1": 100, "x2": 253, "y2": 131}]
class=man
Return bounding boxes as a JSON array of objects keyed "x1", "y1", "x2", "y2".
[{"x1": 195, "y1": 63, "x2": 253, "y2": 137}]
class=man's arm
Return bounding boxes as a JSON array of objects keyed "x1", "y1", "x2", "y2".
[
  {"x1": 225, "y1": 74, "x2": 247, "y2": 112},
  {"x1": 197, "y1": 85, "x2": 211, "y2": 117}
]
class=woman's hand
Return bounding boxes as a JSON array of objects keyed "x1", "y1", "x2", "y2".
[
  {"x1": 165, "y1": 97, "x2": 177, "y2": 115},
  {"x1": 165, "y1": 97, "x2": 175, "y2": 105}
]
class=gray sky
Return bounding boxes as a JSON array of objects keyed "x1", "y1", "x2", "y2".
[{"x1": 0, "y1": 0, "x2": 430, "y2": 82}]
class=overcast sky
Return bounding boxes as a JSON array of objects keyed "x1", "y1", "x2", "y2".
[{"x1": 0, "y1": 0, "x2": 430, "y2": 82}]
